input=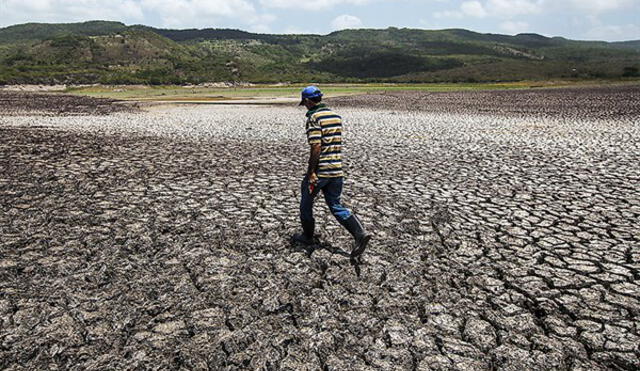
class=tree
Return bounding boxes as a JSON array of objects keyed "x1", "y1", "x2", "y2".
[{"x1": 622, "y1": 66, "x2": 639, "y2": 77}]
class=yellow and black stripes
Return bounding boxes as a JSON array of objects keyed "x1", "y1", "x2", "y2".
[{"x1": 305, "y1": 104, "x2": 344, "y2": 178}]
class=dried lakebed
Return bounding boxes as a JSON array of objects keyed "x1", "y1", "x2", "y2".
[{"x1": 1, "y1": 90, "x2": 639, "y2": 370}]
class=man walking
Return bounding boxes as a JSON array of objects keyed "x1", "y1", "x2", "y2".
[{"x1": 292, "y1": 85, "x2": 371, "y2": 259}]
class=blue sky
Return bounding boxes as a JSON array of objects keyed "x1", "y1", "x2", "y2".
[{"x1": 0, "y1": 0, "x2": 638, "y2": 41}]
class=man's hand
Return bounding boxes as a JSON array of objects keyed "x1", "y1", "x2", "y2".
[
  {"x1": 308, "y1": 172, "x2": 318, "y2": 194},
  {"x1": 309, "y1": 172, "x2": 318, "y2": 185},
  {"x1": 307, "y1": 143, "x2": 321, "y2": 194}
]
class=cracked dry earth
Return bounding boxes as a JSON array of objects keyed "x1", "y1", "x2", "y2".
[{"x1": 1, "y1": 86, "x2": 639, "y2": 370}]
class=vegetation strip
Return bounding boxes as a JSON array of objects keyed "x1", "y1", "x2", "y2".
[{"x1": 1, "y1": 21, "x2": 639, "y2": 84}]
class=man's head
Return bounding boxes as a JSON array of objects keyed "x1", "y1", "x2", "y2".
[{"x1": 299, "y1": 85, "x2": 323, "y2": 109}]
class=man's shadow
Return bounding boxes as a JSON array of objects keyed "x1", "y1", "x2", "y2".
[{"x1": 290, "y1": 237, "x2": 363, "y2": 277}]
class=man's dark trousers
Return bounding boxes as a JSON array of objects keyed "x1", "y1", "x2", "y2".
[{"x1": 300, "y1": 175, "x2": 351, "y2": 224}]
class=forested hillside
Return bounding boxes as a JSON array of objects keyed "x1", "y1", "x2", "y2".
[{"x1": 0, "y1": 21, "x2": 638, "y2": 84}]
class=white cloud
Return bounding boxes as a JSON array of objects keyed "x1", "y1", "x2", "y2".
[
  {"x1": 486, "y1": 0, "x2": 542, "y2": 18},
  {"x1": 1, "y1": 0, "x2": 637, "y2": 39},
  {"x1": 433, "y1": 0, "x2": 547, "y2": 22},
  {"x1": 585, "y1": 23, "x2": 640, "y2": 41},
  {"x1": 0, "y1": 0, "x2": 145, "y2": 25},
  {"x1": 433, "y1": 10, "x2": 464, "y2": 19},
  {"x1": 0, "y1": 0, "x2": 266, "y2": 29},
  {"x1": 500, "y1": 20, "x2": 529, "y2": 34},
  {"x1": 141, "y1": 0, "x2": 255, "y2": 18},
  {"x1": 245, "y1": 13, "x2": 277, "y2": 33},
  {"x1": 140, "y1": 0, "x2": 258, "y2": 28},
  {"x1": 461, "y1": 1, "x2": 487, "y2": 18},
  {"x1": 568, "y1": 0, "x2": 635, "y2": 13},
  {"x1": 434, "y1": 0, "x2": 542, "y2": 21},
  {"x1": 261, "y1": 0, "x2": 374, "y2": 10},
  {"x1": 331, "y1": 14, "x2": 363, "y2": 30}
]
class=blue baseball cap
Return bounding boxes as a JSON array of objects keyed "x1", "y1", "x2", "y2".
[{"x1": 299, "y1": 85, "x2": 323, "y2": 105}]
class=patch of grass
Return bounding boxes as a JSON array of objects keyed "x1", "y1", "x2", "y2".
[{"x1": 62, "y1": 80, "x2": 632, "y2": 101}]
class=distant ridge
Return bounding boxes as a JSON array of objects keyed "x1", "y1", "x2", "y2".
[
  {"x1": 0, "y1": 21, "x2": 638, "y2": 84},
  {"x1": 0, "y1": 21, "x2": 128, "y2": 42}
]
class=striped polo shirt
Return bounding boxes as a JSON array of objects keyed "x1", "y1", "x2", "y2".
[{"x1": 306, "y1": 103, "x2": 344, "y2": 178}]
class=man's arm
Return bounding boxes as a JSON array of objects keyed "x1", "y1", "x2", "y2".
[
  {"x1": 306, "y1": 114, "x2": 322, "y2": 184},
  {"x1": 307, "y1": 143, "x2": 321, "y2": 184}
]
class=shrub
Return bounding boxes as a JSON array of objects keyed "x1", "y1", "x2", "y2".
[{"x1": 623, "y1": 66, "x2": 639, "y2": 77}]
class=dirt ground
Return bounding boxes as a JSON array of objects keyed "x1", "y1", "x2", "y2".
[
  {"x1": 0, "y1": 91, "x2": 138, "y2": 116},
  {"x1": 1, "y1": 86, "x2": 639, "y2": 370},
  {"x1": 329, "y1": 85, "x2": 640, "y2": 120}
]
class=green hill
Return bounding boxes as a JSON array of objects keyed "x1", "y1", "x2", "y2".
[
  {"x1": 0, "y1": 21, "x2": 128, "y2": 42},
  {"x1": 0, "y1": 21, "x2": 638, "y2": 84},
  {"x1": 612, "y1": 40, "x2": 640, "y2": 51}
]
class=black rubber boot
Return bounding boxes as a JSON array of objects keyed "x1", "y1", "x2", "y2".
[
  {"x1": 292, "y1": 220, "x2": 315, "y2": 245},
  {"x1": 340, "y1": 215, "x2": 371, "y2": 258}
]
